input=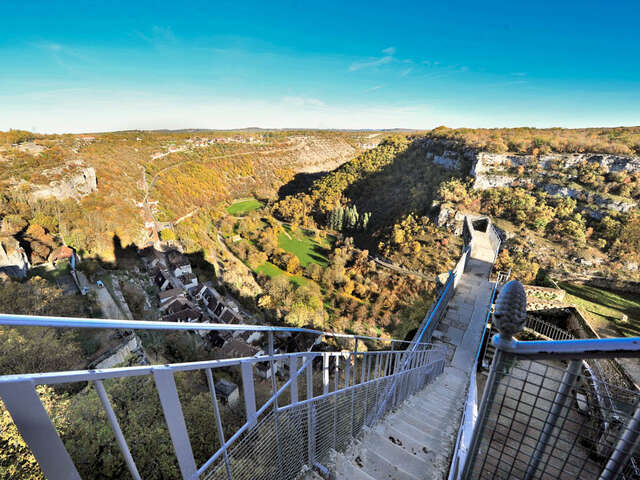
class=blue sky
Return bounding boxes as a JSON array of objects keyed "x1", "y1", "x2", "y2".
[{"x1": 1, "y1": 0, "x2": 639, "y2": 132}]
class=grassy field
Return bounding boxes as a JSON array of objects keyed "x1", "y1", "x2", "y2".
[
  {"x1": 255, "y1": 261, "x2": 306, "y2": 286},
  {"x1": 226, "y1": 198, "x2": 263, "y2": 215},
  {"x1": 28, "y1": 262, "x2": 70, "y2": 282},
  {"x1": 558, "y1": 281, "x2": 640, "y2": 337},
  {"x1": 277, "y1": 226, "x2": 333, "y2": 267}
]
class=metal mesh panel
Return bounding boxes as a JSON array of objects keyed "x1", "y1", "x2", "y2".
[
  {"x1": 471, "y1": 356, "x2": 640, "y2": 480},
  {"x1": 202, "y1": 355, "x2": 444, "y2": 480},
  {"x1": 203, "y1": 406, "x2": 309, "y2": 480}
]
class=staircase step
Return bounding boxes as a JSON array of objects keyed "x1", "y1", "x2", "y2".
[
  {"x1": 367, "y1": 430, "x2": 433, "y2": 479},
  {"x1": 346, "y1": 442, "x2": 420, "y2": 480},
  {"x1": 387, "y1": 415, "x2": 442, "y2": 449},
  {"x1": 378, "y1": 422, "x2": 440, "y2": 461},
  {"x1": 332, "y1": 456, "x2": 377, "y2": 480}
]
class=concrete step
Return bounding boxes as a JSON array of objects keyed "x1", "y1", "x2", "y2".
[
  {"x1": 390, "y1": 414, "x2": 444, "y2": 446},
  {"x1": 350, "y1": 444, "x2": 419, "y2": 480},
  {"x1": 332, "y1": 457, "x2": 377, "y2": 480},
  {"x1": 394, "y1": 410, "x2": 451, "y2": 440},
  {"x1": 378, "y1": 421, "x2": 440, "y2": 461},
  {"x1": 368, "y1": 429, "x2": 435, "y2": 478},
  {"x1": 300, "y1": 467, "x2": 324, "y2": 479}
]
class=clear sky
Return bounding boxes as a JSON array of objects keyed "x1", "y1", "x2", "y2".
[{"x1": 1, "y1": 0, "x2": 639, "y2": 133}]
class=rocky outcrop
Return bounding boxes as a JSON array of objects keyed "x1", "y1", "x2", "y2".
[
  {"x1": 474, "y1": 152, "x2": 640, "y2": 176},
  {"x1": 430, "y1": 150, "x2": 461, "y2": 170},
  {"x1": 29, "y1": 167, "x2": 97, "y2": 201},
  {"x1": 473, "y1": 174, "x2": 517, "y2": 190},
  {"x1": 0, "y1": 236, "x2": 30, "y2": 279},
  {"x1": 542, "y1": 184, "x2": 636, "y2": 213}
]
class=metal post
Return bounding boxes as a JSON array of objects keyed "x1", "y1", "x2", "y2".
[
  {"x1": 351, "y1": 338, "x2": 358, "y2": 438},
  {"x1": 241, "y1": 362, "x2": 257, "y2": 428},
  {"x1": 154, "y1": 368, "x2": 197, "y2": 479},
  {"x1": 460, "y1": 347, "x2": 508, "y2": 480},
  {"x1": 289, "y1": 356, "x2": 298, "y2": 404},
  {"x1": 333, "y1": 354, "x2": 339, "y2": 450},
  {"x1": 322, "y1": 353, "x2": 329, "y2": 395},
  {"x1": 523, "y1": 359, "x2": 581, "y2": 480},
  {"x1": 306, "y1": 353, "x2": 315, "y2": 465},
  {"x1": 205, "y1": 369, "x2": 232, "y2": 480},
  {"x1": 268, "y1": 332, "x2": 285, "y2": 479},
  {"x1": 599, "y1": 400, "x2": 640, "y2": 480},
  {"x1": 0, "y1": 380, "x2": 81, "y2": 480},
  {"x1": 94, "y1": 380, "x2": 142, "y2": 480},
  {"x1": 362, "y1": 353, "x2": 370, "y2": 426}
]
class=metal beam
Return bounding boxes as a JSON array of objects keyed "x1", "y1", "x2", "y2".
[
  {"x1": 0, "y1": 380, "x2": 81, "y2": 480},
  {"x1": 153, "y1": 368, "x2": 197, "y2": 479}
]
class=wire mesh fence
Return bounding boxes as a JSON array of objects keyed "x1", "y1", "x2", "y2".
[
  {"x1": 468, "y1": 355, "x2": 640, "y2": 480},
  {"x1": 202, "y1": 352, "x2": 445, "y2": 480}
]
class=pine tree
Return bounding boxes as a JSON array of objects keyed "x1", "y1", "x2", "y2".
[{"x1": 336, "y1": 206, "x2": 344, "y2": 231}]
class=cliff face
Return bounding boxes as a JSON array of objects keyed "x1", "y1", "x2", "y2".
[
  {"x1": 467, "y1": 151, "x2": 639, "y2": 215},
  {"x1": 29, "y1": 167, "x2": 97, "y2": 201},
  {"x1": 0, "y1": 236, "x2": 30, "y2": 279}
]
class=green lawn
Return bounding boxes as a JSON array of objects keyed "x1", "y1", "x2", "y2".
[
  {"x1": 226, "y1": 198, "x2": 263, "y2": 215},
  {"x1": 254, "y1": 261, "x2": 306, "y2": 286},
  {"x1": 558, "y1": 282, "x2": 640, "y2": 337},
  {"x1": 28, "y1": 262, "x2": 70, "y2": 282},
  {"x1": 277, "y1": 226, "x2": 333, "y2": 267}
]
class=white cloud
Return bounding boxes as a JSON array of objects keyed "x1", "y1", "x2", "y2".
[
  {"x1": 349, "y1": 47, "x2": 398, "y2": 71},
  {"x1": 365, "y1": 85, "x2": 385, "y2": 92},
  {"x1": 349, "y1": 55, "x2": 393, "y2": 72},
  {"x1": 400, "y1": 67, "x2": 413, "y2": 77}
]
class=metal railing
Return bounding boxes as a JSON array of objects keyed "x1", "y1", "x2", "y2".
[
  {"x1": 447, "y1": 278, "x2": 499, "y2": 480},
  {"x1": 459, "y1": 280, "x2": 640, "y2": 480},
  {"x1": 0, "y1": 312, "x2": 447, "y2": 480},
  {"x1": 0, "y1": 215, "x2": 483, "y2": 480}
]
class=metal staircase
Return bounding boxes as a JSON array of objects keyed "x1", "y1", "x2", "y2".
[{"x1": 0, "y1": 216, "x2": 519, "y2": 480}]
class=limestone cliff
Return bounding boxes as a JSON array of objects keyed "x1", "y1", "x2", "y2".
[
  {"x1": 29, "y1": 166, "x2": 97, "y2": 201},
  {"x1": 0, "y1": 236, "x2": 30, "y2": 279}
]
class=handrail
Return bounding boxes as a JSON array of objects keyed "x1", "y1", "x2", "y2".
[
  {"x1": 448, "y1": 280, "x2": 498, "y2": 480},
  {"x1": 491, "y1": 335, "x2": 640, "y2": 359},
  {"x1": 0, "y1": 313, "x2": 423, "y2": 347}
]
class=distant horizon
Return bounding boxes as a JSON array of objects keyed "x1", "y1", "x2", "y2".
[
  {"x1": 2, "y1": 1, "x2": 639, "y2": 133},
  {"x1": 12, "y1": 124, "x2": 640, "y2": 136}
]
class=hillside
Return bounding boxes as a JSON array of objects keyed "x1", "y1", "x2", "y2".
[{"x1": 0, "y1": 129, "x2": 380, "y2": 260}]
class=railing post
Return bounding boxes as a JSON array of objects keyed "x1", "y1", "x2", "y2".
[
  {"x1": 461, "y1": 280, "x2": 527, "y2": 480},
  {"x1": 523, "y1": 359, "x2": 582, "y2": 480},
  {"x1": 333, "y1": 354, "x2": 339, "y2": 450},
  {"x1": 154, "y1": 368, "x2": 197, "y2": 479},
  {"x1": 241, "y1": 362, "x2": 257, "y2": 428},
  {"x1": 0, "y1": 380, "x2": 81, "y2": 480},
  {"x1": 289, "y1": 356, "x2": 298, "y2": 404},
  {"x1": 94, "y1": 380, "x2": 142, "y2": 480},
  {"x1": 268, "y1": 332, "x2": 285, "y2": 479},
  {"x1": 306, "y1": 353, "x2": 315, "y2": 465},
  {"x1": 205, "y1": 369, "x2": 233, "y2": 480},
  {"x1": 351, "y1": 338, "x2": 358, "y2": 438},
  {"x1": 322, "y1": 353, "x2": 329, "y2": 395},
  {"x1": 599, "y1": 400, "x2": 640, "y2": 480}
]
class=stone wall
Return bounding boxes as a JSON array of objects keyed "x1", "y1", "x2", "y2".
[{"x1": 93, "y1": 334, "x2": 147, "y2": 369}]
